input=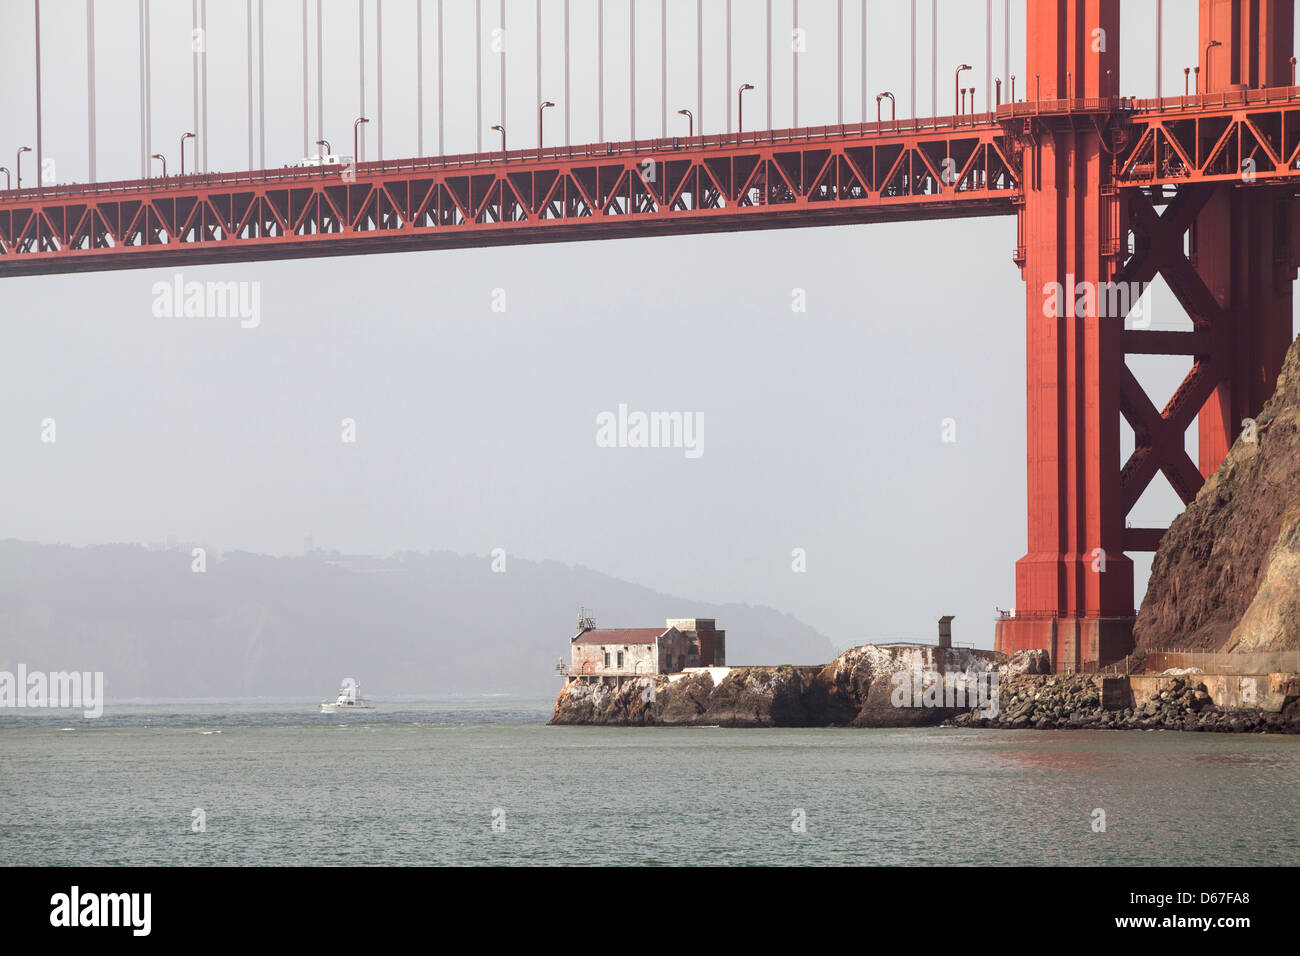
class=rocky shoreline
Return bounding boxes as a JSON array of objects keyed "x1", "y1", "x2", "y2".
[
  {"x1": 550, "y1": 646, "x2": 1300, "y2": 733},
  {"x1": 951, "y1": 671, "x2": 1300, "y2": 734}
]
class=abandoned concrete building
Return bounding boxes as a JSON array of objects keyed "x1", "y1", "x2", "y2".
[{"x1": 565, "y1": 612, "x2": 726, "y2": 682}]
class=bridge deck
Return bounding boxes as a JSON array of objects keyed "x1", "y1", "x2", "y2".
[{"x1": 0, "y1": 114, "x2": 1017, "y2": 277}]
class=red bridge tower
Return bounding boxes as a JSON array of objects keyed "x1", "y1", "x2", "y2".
[{"x1": 995, "y1": 0, "x2": 1297, "y2": 669}]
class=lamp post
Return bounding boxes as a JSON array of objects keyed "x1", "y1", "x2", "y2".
[
  {"x1": 16, "y1": 146, "x2": 31, "y2": 188},
  {"x1": 995, "y1": 77, "x2": 1002, "y2": 107},
  {"x1": 353, "y1": 117, "x2": 369, "y2": 165},
  {"x1": 1204, "y1": 40, "x2": 1221, "y2": 94},
  {"x1": 876, "y1": 91, "x2": 895, "y2": 129},
  {"x1": 1184, "y1": 67, "x2": 1191, "y2": 96},
  {"x1": 1193, "y1": 65, "x2": 1200, "y2": 95},
  {"x1": 737, "y1": 83, "x2": 754, "y2": 133},
  {"x1": 1010, "y1": 75, "x2": 1016, "y2": 102},
  {"x1": 180, "y1": 132, "x2": 196, "y2": 176},
  {"x1": 537, "y1": 101, "x2": 555, "y2": 157},
  {"x1": 955, "y1": 64, "x2": 972, "y2": 119},
  {"x1": 677, "y1": 108, "x2": 693, "y2": 137},
  {"x1": 491, "y1": 124, "x2": 506, "y2": 155},
  {"x1": 151, "y1": 153, "x2": 166, "y2": 178},
  {"x1": 0, "y1": 167, "x2": 8, "y2": 189},
  {"x1": 315, "y1": 139, "x2": 330, "y2": 159}
]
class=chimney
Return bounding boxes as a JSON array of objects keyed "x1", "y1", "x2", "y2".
[{"x1": 938, "y1": 616, "x2": 955, "y2": 649}]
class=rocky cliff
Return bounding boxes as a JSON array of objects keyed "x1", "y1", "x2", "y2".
[
  {"x1": 1134, "y1": 335, "x2": 1300, "y2": 653},
  {"x1": 549, "y1": 645, "x2": 1042, "y2": 727}
]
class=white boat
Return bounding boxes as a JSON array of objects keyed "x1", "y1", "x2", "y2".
[{"x1": 320, "y1": 678, "x2": 375, "y2": 713}]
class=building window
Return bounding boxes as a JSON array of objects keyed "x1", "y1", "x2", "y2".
[
  {"x1": 603, "y1": 651, "x2": 610, "y2": 668},
  {"x1": 617, "y1": 651, "x2": 624, "y2": 668},
  {"x1": 664, "y1": 656, "x2": 672, "y2": 672}
]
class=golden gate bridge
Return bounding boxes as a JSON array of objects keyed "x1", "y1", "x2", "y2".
[{"x1": 1, "y1": 0, "x2": 1297, "y2": 671}]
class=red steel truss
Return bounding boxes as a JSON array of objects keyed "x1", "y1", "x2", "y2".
[{"x1": 0, "y1": 119, "x2": 1019, "y2": 277}]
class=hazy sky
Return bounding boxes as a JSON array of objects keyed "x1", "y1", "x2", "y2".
[{"x1": 1, "y1": 2, "x2": 1295, "y2": 649}]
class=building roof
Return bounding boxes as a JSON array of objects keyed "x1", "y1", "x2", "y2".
[{"x1": 573, "y1": 627, "x2": 672, "y2": 645}]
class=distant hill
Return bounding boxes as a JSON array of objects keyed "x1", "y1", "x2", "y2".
[{"x1": 0, "y1": 540, "x2": 838, "y2": 698}]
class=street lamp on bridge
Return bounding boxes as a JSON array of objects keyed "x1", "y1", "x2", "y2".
[
  {"x1": 737, "y1": 84, "x2": 754, "y2": 133},
  {"x1": 180, "y1": 132, "x2": 196, "y2": 176},
  {"x1": 954, "y1": 64, "x2": 972, "y2": 117},
  {"x1": 0, "y1": 167, "x2": 9, "y2": 190},
  {"x1": 151, "y1": 153, "x2": 166, "y2": 178},
  {"x1": 677, "y1": 108, "x2": 693, "y2": 137},
  {"x1": 1204, "y1": 40, "x2": 1222, "y2": 93},
  {"x1": 353, "y1": 117, "x2": 370, "y2": 165},
  {"x1": 876, "y1": 91, "x2": 895, "y2": 127},
  {"x1": 538, "y1": 101, "x2": 555, "y2": 157},
  {"x1": 16, "y1": 146, "x2": 31, "y2": 188},
  {"x1": 491, "y1": 124, "x2": 506, "y2": 156}
]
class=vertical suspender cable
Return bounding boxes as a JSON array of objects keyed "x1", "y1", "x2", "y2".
[
  {"x1": 87, "y1": 0, "x2": 96, "y2": 181},
  {"x1": 907, "y1": 0, "x2": 915, "y2": 118},
  {"x1": 792, "y1": 0, "x2": 798, "y2": 127},
  {"x1": 418, "y1": 0, "x2": 424, "y2": 156},
  {"x1": 837, "y1": 0, "x2": 843, "y2": 125},
  {"x1": 359, "y1": 0, "x2": 366, "y2": 161},
  {"x1": 986, "y1": 0, "x2": 993, "y2": 110},
  {"x1": 202, "y1": 0, "x2": 209, "y2": 170},
  {"x1": 860, "y1": 0, "x2": 866, "y2": 122},
  {"x1": 377, "y1": 0, "x2": 384, "y2": 160},
  {"x1": 929, "y1": 0, "x2": 935, "y2": 116},
  {"x1": 1003, "y1": 0, "x2": 1009, "y2": 103},
  {"x1": 630, "y1": 0, "x2": 636, "y2": 138},
  {"x1": 35, "y1": 0, "x2": 43, "y2": 185},
  {"x1": 536, "y1": 0, "x2": 541, "y2": 145},
  {"x1": 437, "y1": 0, "x2": 444, "y2": 154},
  {"x1": 141, "y1": 0, "x2": 147, "y2": 177},
  {"x1": 246, "y1": 0, "x2": 253, "y2": 171},
  {"x1": 1156, "y1": 0, "x2": 1162, "y2": 98},
  {"x1": 660, "y1": 0, "x2": 666, "y2": 137},
  {"x1": 726, "y1": 0, "x2": 732, "y2": 131},
  {"x1": 258, "y1": 0, "x2": 265, "y2": 168},
  {"x1": 302, "y1": 0, "x2": 309, "y2": 158},
  {"x1": 145, "y1": 0, "x2": 152, "y2": 172},
  {"x1": 564, "y1": 0, "x2": 570, "y2": 145},
  {"x1": 697, "y1": 0, "x2": 703, "y2": 132},
  {"x1": 499, "y1": 0, "x2": 504, "y2": 137},
  {"x1": 598, "y1": 0, "x2": 604, "y2": 140},
  {"x1": 765, "y1": 0, "x2": 771, "y2": 129},
  {"x1": 194, "y1": 0, "x2": 200, "y2": 162},
  {"x1": 317, "y1": 0, "x2": 324, "y2": 152},
  {"x1": 475, "y1": 0, "x2": 482, "y2": 151}
]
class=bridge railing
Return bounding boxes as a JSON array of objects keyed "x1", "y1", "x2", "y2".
[
  {"x1": 997, "y1": 96, "x2": 1135, "y2": 117},
  {"x1": 1130, "y1": 84, "x2": 1300, "y2": 114}
]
